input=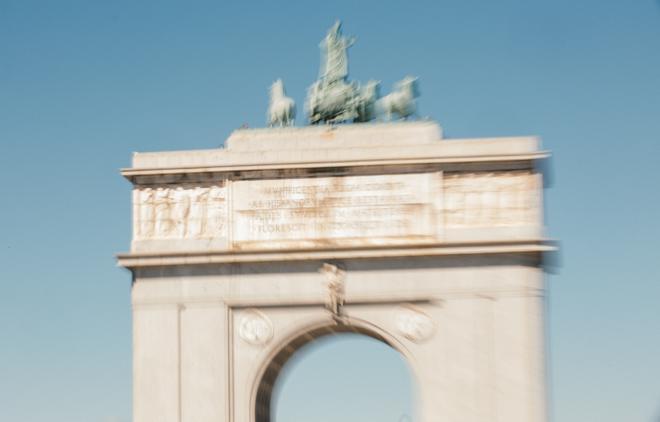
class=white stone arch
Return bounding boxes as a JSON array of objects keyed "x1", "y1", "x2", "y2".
[
  {"x1": 250, "y1": 317, "x2": 417, "y2": 422},
  {"x1": 120, "y1": 122, "x2": 554, "y2": 422}
]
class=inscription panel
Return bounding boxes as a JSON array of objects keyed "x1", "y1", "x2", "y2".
[{"x1": 232, "y1": 173, "x2": 438, "y2": 249}]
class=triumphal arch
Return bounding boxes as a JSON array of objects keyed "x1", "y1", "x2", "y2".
[{"x1": 118, "y1": 22, "x2": 554, "y2": 422}]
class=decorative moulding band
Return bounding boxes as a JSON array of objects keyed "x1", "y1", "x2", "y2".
[
  {"x1": 121, "y1": 152, "x2": 550, "y2": 180},
  {"x1": 116, "y1": 239, "x2": 558, "y2": 268}
]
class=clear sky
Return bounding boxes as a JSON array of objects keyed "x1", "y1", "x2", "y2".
[{"x1": 1, "y1": 0, "x2": 659, "y2": 421}]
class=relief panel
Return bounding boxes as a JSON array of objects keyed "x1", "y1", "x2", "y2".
[
  {"x1": 443, "y1": 171, "x2": 541, "y2": 228},
  {"x1": 133, "y1": 183, "x2": 228, "y2": 240}
]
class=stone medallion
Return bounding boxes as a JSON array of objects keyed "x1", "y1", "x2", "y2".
[
  {"x1": 238, "y1": 309, "x2": 273, "y2": 346},
  {"x1": 395, "y1": 305, "x2": 435, "y2": 343}
]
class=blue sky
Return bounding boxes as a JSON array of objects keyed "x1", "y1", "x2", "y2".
[{"x1": 1, "y1": 1, "x2": 659, "y2": 421}]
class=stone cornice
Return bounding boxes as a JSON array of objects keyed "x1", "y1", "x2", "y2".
[
  {"x1": 117, "y1": 239, "x2": 557, "y2": 269},
  {"x1": 121, "y1": 150, "x2": 549, "y2": 182},
  {"x1": 121, "y1": 128, "x2": 547, "y2": 183}
]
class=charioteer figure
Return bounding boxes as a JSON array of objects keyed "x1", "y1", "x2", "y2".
[
  {"x1": 305, "y1": 21, "x2": 417, "y2": 124},
  {"x1": 306, "y1": 21, "x2": 379, "y2": 124}
]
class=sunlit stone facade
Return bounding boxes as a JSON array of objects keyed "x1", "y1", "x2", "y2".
[{"x1": 118, "y1": 121, "x2": 554, "y2": 422}]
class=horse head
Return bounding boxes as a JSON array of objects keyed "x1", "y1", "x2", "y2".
[
  {"x1": 395, "y1": 76, "x2": 419, "y2": 99},
  {"x1": 363, "y1": 79, "x2": 381, "y2": 101},
  {"x1": 353, "y1": 80, "x2": 381, "y2": 122},
  {"x1": 270, "y1": 79, "x2": 285, "y2": 101}
]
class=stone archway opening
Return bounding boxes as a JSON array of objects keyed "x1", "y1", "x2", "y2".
[{"x1": 254, "y1": 324, "x2": 415, "y2": 422}]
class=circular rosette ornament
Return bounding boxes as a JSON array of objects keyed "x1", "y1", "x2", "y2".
[
  {"x1": 238, "y1": 309, "x2": 273, "y2": 346},
  {"x1": 395, "y1": 305, "x2": 436, "y2": 343}
]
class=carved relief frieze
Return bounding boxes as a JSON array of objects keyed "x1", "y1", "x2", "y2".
[
  {"x1": 130, "y1": 169, "x2": 542, "y2": 248},
  {"x1": 443, "y1": 171, "x2": 540, "y2": 227},
  {"x1": 133, "y1": 183, "x2": 227, "y2": 240}
]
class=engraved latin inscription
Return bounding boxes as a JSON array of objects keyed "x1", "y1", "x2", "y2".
[{"x1": 232, "y1": 173, "x2": 437, "y2": 247}]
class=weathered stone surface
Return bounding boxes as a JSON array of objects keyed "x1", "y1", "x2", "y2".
[
  {"x1": 127, "y1": 122, "x2": 547, "y2": 254},
  {"x1": 119, "y1": 122, "x2": 553, "y2": 422},
  {"x1": 133, "y1": 184, "x2": 227, "y2": 240},
  {"x1": 224, "y1": 120, "x2": 442, "y2": 151},
  {"x1": 232, "y1": 173, "x2": 437, "y2": 249},
  {"x1": 443, "y1": 171, "x2": 541, "y2": 228},
  {"x1": 130, "y1": 172, "x2": 542, "y2": 252}
]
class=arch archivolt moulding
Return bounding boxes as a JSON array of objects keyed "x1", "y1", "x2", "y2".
[{"x1": 244, "y1": 313, "x2": 421, "y2": 422}]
